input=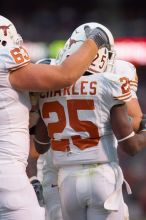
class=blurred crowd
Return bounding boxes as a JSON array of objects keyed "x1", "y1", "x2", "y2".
[
  {"x1": 1, "y1": 0, "x2": 146, "y2": 219},
  {"x1": 1, "y1": 0, "x2": 146, "y2": 42}
]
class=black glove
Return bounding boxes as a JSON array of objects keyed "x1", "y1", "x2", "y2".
[
  {"x1": 84, "y1": 25, "x2": 110, "y2": 49},
  {"x1": 30, "y1": 176, "x2": 44, "y2": 207},
  {"x1": 139, "y1": 114, "x2": 146, "y2": 132}
]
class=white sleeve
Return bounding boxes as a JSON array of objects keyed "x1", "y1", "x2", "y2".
[
  {"x1": 114, "y1": 60, "x2": 138, "y2": 94},
  {"x1": 0, "y1": 46, "x2": 30, "y2": 88},
  {"x1": 102, "y1": 73, "x2": 132, "y2": 108},
  {"x1": 0, "y1": 46, "x2": 30, "y2": 71},
  {"x1": 126, "y1": 63, "x2": 138, "y2": 97},
  {"x1": 131, "y1": 90, "x2": 137, "y2": 99},
  {"x1": 123, "y1": 62, "x2": 138, "y2": 93},
  {"x1": 129, "y1": 67, "x2": 138, "y2": 93}
]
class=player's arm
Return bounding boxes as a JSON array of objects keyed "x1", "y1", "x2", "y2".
[
  {"x1": 27, "y1": 149, "x2": 45, "y2": 207},
  {"x1": 110, "y1": 104, "x2": 146, "y2": 156},
  {"x1": 28, "y1": 115, "x2": 49, "y2": 179},
  {"x1": 127, "y1": 71, "x2": 142, "y2": 131},
  {"x1": 26, "y1": 136, "x2": 45, "y2": 206},
  {"x1": 9, "y1": 28, "x2": 110, "y2": 91},
  {"x1": 126, "y1": 98, "x2": 142, "y2": 131},
  {"x1": 27, "y1": 119, "x2": 49, "y2": 206},
  {"x1": 29, "y1": 117, "x2": 50, "y2": 158},
  {"x1": 10, "y1": 40, "x2": 97, "y2": 91},
  {"x1": 26, "y1": 136, "x2": 38, "y2": 177}
]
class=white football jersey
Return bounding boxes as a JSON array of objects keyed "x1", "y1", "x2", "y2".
[
  {"x1": 0, "y1": 46, "x2": 31, "y2": 166},
  {"x1": 39, "y1": 72, "x2": 131, "y2": 167},
  {"x1": 112, "y1": 60, "x2": 138, "y2": 98}
]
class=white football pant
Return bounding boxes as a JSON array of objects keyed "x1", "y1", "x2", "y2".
[
  {"x1": 58, "y1": 163, "x2": 126, "y2": 220},
  {"x1": 43, "y1": 185, "x2": 63, "y2": 220},
  {"x1": 0, "y1": 164, "x2": 45, "y2": 220}
]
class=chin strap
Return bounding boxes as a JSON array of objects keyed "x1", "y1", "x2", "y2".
[{"x1": 106, "y1": 49, "x2": 116, "y2": 73}]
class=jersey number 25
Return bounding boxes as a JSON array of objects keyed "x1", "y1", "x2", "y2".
[{"x1": 42, "y1": 100, "x2": 100, "y2": 152}]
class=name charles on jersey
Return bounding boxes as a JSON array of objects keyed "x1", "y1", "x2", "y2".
[{"x1": 40, "y1": 80, "x2": 98, "y2": 98}]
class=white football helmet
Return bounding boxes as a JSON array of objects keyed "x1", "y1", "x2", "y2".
[
  {"x1": 0, "y1": 15, "x2": 23, "y2": 47},
  {"x1": 56, "y1": 22, "x2": 116, "y2": 73}
]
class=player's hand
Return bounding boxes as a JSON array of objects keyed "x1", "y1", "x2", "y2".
[
  {"x1": 84, "y1": 25, "x2": 110, "y2": 49},
  {"x1": 139, "y1": 114, "x2": 146, "y2": 132},
  {"x1": 30, "y1": 176, "x2": 44, "y2": 207}
]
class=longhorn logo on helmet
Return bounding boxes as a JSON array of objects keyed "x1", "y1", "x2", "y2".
[{"x1": 0, "y1": 24, "x2": 11, "y2": 36}]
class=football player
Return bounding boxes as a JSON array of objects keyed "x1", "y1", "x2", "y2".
[
  {"x1": 32, "y1": 55, "x2": 141, "y2": 220},
  {"x1": 0, "y1": 15, "x2": 109, "y2": 220},
  {"x1": 56, "y1": 22, "x2": 142, "y2": 132},
  {"x1": 33, "y1": 60, "x2": 140, "y2": 220},
  {"x1": 33, "y1": 23, "x2": 146, "y2": 220},
  {"x1": 35, "y1": 23, "x2": 142, "y2": 220}
]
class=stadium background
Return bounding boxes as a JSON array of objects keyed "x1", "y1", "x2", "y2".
[{"x1": 1, "y1": 0, "x2": 146, "y2": 219}]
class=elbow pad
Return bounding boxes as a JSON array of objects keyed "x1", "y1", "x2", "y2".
[{"x1": 34, "y1": 137, "x2": 50, "y2": 154}]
